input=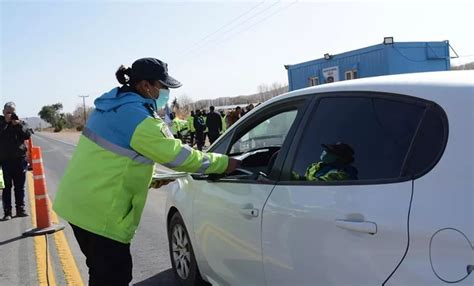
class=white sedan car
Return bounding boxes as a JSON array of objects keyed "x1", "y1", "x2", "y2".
[{"x1": 164, "y1": 71, "x2": 474, "y2": 286}]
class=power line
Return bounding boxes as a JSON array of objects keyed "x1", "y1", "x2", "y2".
[
  {"x1": 178, "y1": 1, "x2": 298, "y2": 65},
  {"x1": 178, "y1": 1, "x2": 266, "y2": 55},
  {"x1": 178, "y1": 1, "x2": 282, "y2": 61},
  {"x1": 180, "y1": 1, "x2": 280, "y2": 58},
  {"x1": 392, "y1": 46, "x2": 431, "y2": 63},
  {"x1": 217, "y1": 0, "x2": 298, "y2": 47}
]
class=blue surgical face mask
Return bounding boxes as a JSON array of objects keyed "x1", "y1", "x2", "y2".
[
  {"x1": 154, "y1": 88, "x2": 170, "y2": 109},
  {"x1": 320, "y1": 150, "x2": 338, "y2": 164}
]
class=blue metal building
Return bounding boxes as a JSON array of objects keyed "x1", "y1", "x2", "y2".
[{"x1": 286, "y1": 39, "x2": 451, "y2": 91}]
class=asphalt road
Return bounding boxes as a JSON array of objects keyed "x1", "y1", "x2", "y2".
[{"x1": 32, "y1": 133, "x2": 178, "y2": 285}]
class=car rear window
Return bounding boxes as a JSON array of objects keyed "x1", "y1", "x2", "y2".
[{"x1": 287, "y1": 92, "x2": 448, "y2": 184}]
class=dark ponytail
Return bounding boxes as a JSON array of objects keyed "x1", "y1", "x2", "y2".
[{"x1": 115, "y1": 65, "x2": 132, "y2": 85}]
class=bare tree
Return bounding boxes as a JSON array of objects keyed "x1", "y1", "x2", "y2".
[
  {"x1": 256, "y1": 83, "x2": 267, "y2": 102},
  {"x1": 174, "y1": 94, "x2": 195, "y2": 117},
  {"x1": 188, "y1": 82, "x2": 289, "y2": 110},
  {"x1": 451, "y1": 61, "x2": 474, "y2": 70},
  {"x1": 177, "y1": 94, "x2": 193, "y2": 110},
  {"x1": 63, "y1": 113, "x2": 75, "y2": 129},
  {"x1": 72, "y1": 104, "x2": 94, "y2": 128},
  {"x1": 269, "y1": 82, "x2": 287, "y2": 99}
]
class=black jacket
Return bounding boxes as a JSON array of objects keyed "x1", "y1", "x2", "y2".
[
  {"x1": 206, "y1": 111, "x2": 222, "y2": 134},
  {"x1": 193, "y1": 116, "x2": 206, "y2": 134},
  {"x1": 0, "y1": 116, "x2": 33, "y2": 162}
]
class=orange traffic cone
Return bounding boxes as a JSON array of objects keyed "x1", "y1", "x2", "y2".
[{"x1": 23, "y1": 146, "x2": 64, "y2": 236}]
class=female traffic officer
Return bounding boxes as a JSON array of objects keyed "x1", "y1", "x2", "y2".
[{"x1": 53, "y1": 58, "x2": 240, "y2": 285}]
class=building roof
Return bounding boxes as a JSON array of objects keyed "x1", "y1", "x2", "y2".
[{"x1": 286, "y1": 41, "x2": 449, "y2": 70}]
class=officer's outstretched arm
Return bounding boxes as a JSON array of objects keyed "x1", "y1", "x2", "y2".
[{"x1": 130, "y1": 117, "x2": 228, "y2": 174}]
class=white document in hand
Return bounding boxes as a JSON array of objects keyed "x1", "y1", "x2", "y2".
[{"x1": 152, "y1": 171, "x2": 188, "y2": 180}]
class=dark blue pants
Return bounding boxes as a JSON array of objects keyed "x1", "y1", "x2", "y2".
[
  {"x1": 196, "y1": 132, "x2": 205, "y2": 151},
  {"x1": 189, "y1": 131, "x2": 195, "y2": 146},
  {"x1": 2, "y1": 157, "x2": 28, "y2": 211},
  {"x1": 208, "y1": 130, "x2": 220, "y2": 145},
  {"x1": 71, "y1": 224, "x2": 132, "y2": 286}
]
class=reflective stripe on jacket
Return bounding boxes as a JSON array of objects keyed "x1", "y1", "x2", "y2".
[
  {"x1": 53, "y1": 87, "x2": 228, "y2": 243},
  {"x1": 0, "y1": 168, "x2": 4, "y2": 189}
]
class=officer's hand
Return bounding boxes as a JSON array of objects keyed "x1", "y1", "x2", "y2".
[
  {"x1": 225, "y1": 158, "x2": 241, "y2": 174},
  {"x1": 149, "y1": 179, "x2": 174, "y2": 189}
]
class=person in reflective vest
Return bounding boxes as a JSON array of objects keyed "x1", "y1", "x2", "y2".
[
  {"x1": 170, "y1": 112, "x2": 181, "y2": 139},
  {"x1": 304, "y1": 143, "x2": 358, "y2": 181},
  {"x1": 220, "y1": 111, "x2": 227, "y2": 133},
  {"x1": 194, "y1": 110, "x2": 206, "y2": 151},
  {"x1": 53, "y1": 58, "x2": 240, "y2": 285},
  {"x1": 186, "y1": 111, "x2": 195, "y2": 146},
  {"x1": 203, "y1": 110, "x2": 209, "y2": 144},
  {"x1": 0, "y1": 168, "x2": 4, "y2": 190}
]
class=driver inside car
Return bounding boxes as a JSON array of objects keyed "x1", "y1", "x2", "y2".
[{"x1": 294, "y1": 142, "x2": 358, "y2": 181}]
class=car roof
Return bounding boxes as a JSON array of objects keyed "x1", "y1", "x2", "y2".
[{"x1": 265, "y1": 70, "x2": 474, "y2": 106}]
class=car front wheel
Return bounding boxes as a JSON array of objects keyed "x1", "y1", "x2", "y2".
[{"x1": 168, "y1": 212, "x2": 205, "y2": 286}]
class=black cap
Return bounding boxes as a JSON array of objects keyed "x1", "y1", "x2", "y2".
[
  {"x1": 131, "y1": 58, "x2": 182, "y2": 88},
  {"x1": 322, "y1": 142, "x2": 354, "y2": 163},
  {"x1": 4, "y1": 102, "x2": 16, "y2": 109}
]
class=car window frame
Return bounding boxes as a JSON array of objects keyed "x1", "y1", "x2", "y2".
[
  {"x1": 206, "y1": 95, "x2": 314, "y2": 184},
  {"x1": 228, "y1": 109, "x2": 298, "y2": 156},
  {"x1": 278, "y1": 91, "x2": 449, "y2": 186},
  {"x1": 400, "y1": 102, "x2": 449, "y2": 179}
]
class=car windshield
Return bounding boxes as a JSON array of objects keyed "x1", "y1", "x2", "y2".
[{"x1": 230, "y1": 110, "x2": 297, "y2": 155}]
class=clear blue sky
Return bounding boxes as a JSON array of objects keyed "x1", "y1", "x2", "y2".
[{"x1": 1, "y1": 0, "x2": 473, "y2": 117}]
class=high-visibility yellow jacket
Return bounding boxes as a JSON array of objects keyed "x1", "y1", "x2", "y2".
[
  {"x1": 178, "y1": 119, "x2": 188, "y2": 132},
  {"x1": 204, "y1": 116, "x2": 208, "y2": 133},
  {"x1": 186, "y1": 116, "x2": 195, "y2": 132},
  {"x1": 0, "y1": 168, "x2": 4, "y2": 189},
  {"x1": 171, "y1": 118, "x2": 181, "y2": 135},
  {"x1": 304, "y1": 162, "x2": 358, "y2": 181},
  {"x1": 53, "y1": 87, "x2": 228, "y2": 243},
  {"x1": 221, "y1": 115, "x2": 227, "y2": 132}
]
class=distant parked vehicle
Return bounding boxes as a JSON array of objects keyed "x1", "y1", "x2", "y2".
[{"x1": 164, "y1": 71, "x2": 474, "y2": 286}]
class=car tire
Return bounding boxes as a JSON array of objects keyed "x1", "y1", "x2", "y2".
[{"x1": 168, "y1": 212, "x2": 207, "y2": 286}]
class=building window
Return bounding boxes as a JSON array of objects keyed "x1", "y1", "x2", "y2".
[
  {"x1": 345, "y1": 70, "x2": 357, "y2": 80},
  {"x1": 308, "y1": 77, "x2": 319, "y2": 86}
]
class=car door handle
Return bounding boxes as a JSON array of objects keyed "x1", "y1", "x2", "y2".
[
  {"x1": 239, "y1": 206, "x2": 259, "y2": 218},
  {"x1": 335, "y1": 219, "x2": 377, "y2": 235}
]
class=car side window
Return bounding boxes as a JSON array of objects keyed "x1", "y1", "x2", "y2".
[
  {"x1": 230, "y1": 110, "x2": 297, "y2": 154},
  {"x1": 291, "y1": 96, "x2": 426, "y2": 182},
  {"x1": 401, "y1": 104, "x2": 448, "y2": 177}
]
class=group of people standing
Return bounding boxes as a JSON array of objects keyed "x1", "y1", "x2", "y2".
[
  {"x1": 182, "y1": 106, "x2": 223, "y2": 151},
  {"x1": 174, "y1": 103, "x2": 256, "y2": 151}
]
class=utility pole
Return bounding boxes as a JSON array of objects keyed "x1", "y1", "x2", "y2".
[{"x1": 78, "y1": 95, "x2": 89, "y2": 126}]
